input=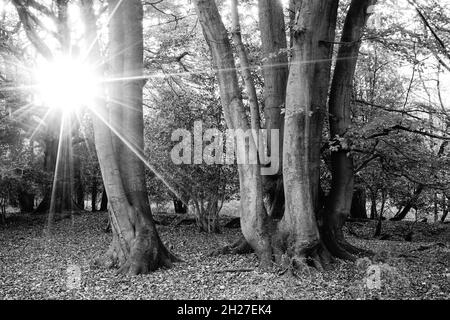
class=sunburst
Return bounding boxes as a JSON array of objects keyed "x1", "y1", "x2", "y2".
[{"x1": 33, "y1": 56, "x2": 99, "y2": 114}]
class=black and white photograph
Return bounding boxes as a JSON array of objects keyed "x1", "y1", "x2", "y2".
[{"x1": 0, "y1": 0, "x2": 449, "y2": 307}]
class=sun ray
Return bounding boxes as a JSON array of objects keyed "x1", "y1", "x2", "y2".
[
  {"x1": 88, "y1": 105, "x2": 194, "y2": 201},
  {"x1": 82, "y1": 0, "x2": 126, "y2": 65},
  {"x1": 46, "y1": 112, "x2": 67, "y2": 235},
  {"x1": 29, "y1": 108, "x2": 52, "y2": 142}
]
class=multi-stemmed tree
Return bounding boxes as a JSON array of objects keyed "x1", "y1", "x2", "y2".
[{"x1": 192, "y1": 0, "x2": 376, "y2": 269}]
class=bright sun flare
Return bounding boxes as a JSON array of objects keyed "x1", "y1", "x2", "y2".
[{"x1": 34, "y1": 57, "x2": 98, "y2": 112}]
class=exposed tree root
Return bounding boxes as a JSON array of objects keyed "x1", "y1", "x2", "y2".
[
  {"x1": 208, "y1": 224, "x2": 373, "y2": 274},
  {"x1": 95, "y1": 234, "x2": 181, "y2": 275},
  {"x1": 274, "y1": 241, "x2": 335, "y2": 275},
  {"x1": 321, "y1": 222, "x2": 375, "y2": 261},
  {"x1": 224, "y1": 217, "x2": 241, "y2": 229},
  {"x1": 208, "y1": 236, "x2": 253, "y2": 256},
  {"x1": 117, "y1": 239, "x2": 181, "y2": 275},
  {"x1": 323, "y1": 235, "x2": 357, "y2": 261},
  {"x1": 339, "y1": 239, "x2": 373, "y2": 257}
]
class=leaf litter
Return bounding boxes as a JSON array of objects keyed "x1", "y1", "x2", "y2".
[{"x1": 0, "y1": 213, "x2": 448, "y2": 300}]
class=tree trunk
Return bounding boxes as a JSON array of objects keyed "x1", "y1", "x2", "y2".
[
  {"x1": 231, "y1": 0, "x2": 261, "y2": 130},
  {"x1": 274, "y1": 0, "x2": 338, "y2": 268},
  {"x1": 257, "y1": 0, "x2": 288, "y2": 220},
  {"x1": 35, "y1": 128, "x2": 59, "y2": 214},
  {"x1": 193, "y1": 0, "x2": 272, "y2": 267},
  {"x1": 173, "y1": 199, "x2": 187, "y2": 214},
  {"x1": 195, "y1": 0, "x2": 342, "y2": 269},
  {"x1": 391, "y1": 184, "x2": 424, "y2": 221},
  {"x1": 351, "y1": 187, "x2": 368, "y2": 219},
  {"x1": 434, "y1": 193, "x2": 438, "y2": 223},
  {"x1": 0, "y1": 201, "x2": 5, "y2": 225},
  {"x1": 374, "y1": 191, "x2": 386, "y2": 237},
  {"x1": 100, "y1": 189, "x2": 108, "y2": 211},
  {"x1": 47, "y1": 114, "x2": 75, "y2": 231},
  {"x1": 323, "y1": 0, "x2": 376, "y2": 260},
  {"x1": 34, "y1": 1, "x2": 76, "y2": 217},
  {"x1": 309, "y1": 0, "x2": 339, "y2": 217},
  {"x1": 370, "y1": 190, "x2": 378, "y2": 219},
  {"x1": 18, "y1": 190, "x2": 34, "y2": 213},
  {"x1": 91, "y1": 178, "x2": 98, "y2": 212},
  {"x1": 442, "y1": 196, "x2": 448, "y2": 222},
  {"x1": 194, "y1": 198, "x2": 220, "y2": 233},
  {"x1": 74, "y1": 154, "x2": 84, "y2": 210},
  {"x1": 257, "y1": 0, "x2": 287, "y2": 153},
  {"x1": 81, "y1": 0, "x2": 177, "y2": 275}
]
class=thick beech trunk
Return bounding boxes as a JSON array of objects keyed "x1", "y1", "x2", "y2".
[
  {"x1": 308, "y1": 0, "x2": 338, "y2": 216},
  {"x1": 258, "y1": 0, "x2": 287, "y2": 148},
  {"x1": 274, "y1": 0, "x2": 338, "y2": 269},
  {"x1": 81, "y1": 0, "x2": 177, "y2": 274},
  {"x1": 323, "y1": 0, "x2": 376, "y2": 260}
]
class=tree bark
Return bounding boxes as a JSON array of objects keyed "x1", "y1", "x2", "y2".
[{"x1": 81, "y1": 0, "x2": 177, "y2": 275}]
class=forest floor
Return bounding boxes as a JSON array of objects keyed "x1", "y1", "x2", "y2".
[{"x1": 0, "y1": 211, "x2": 449, "y2": 300}]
